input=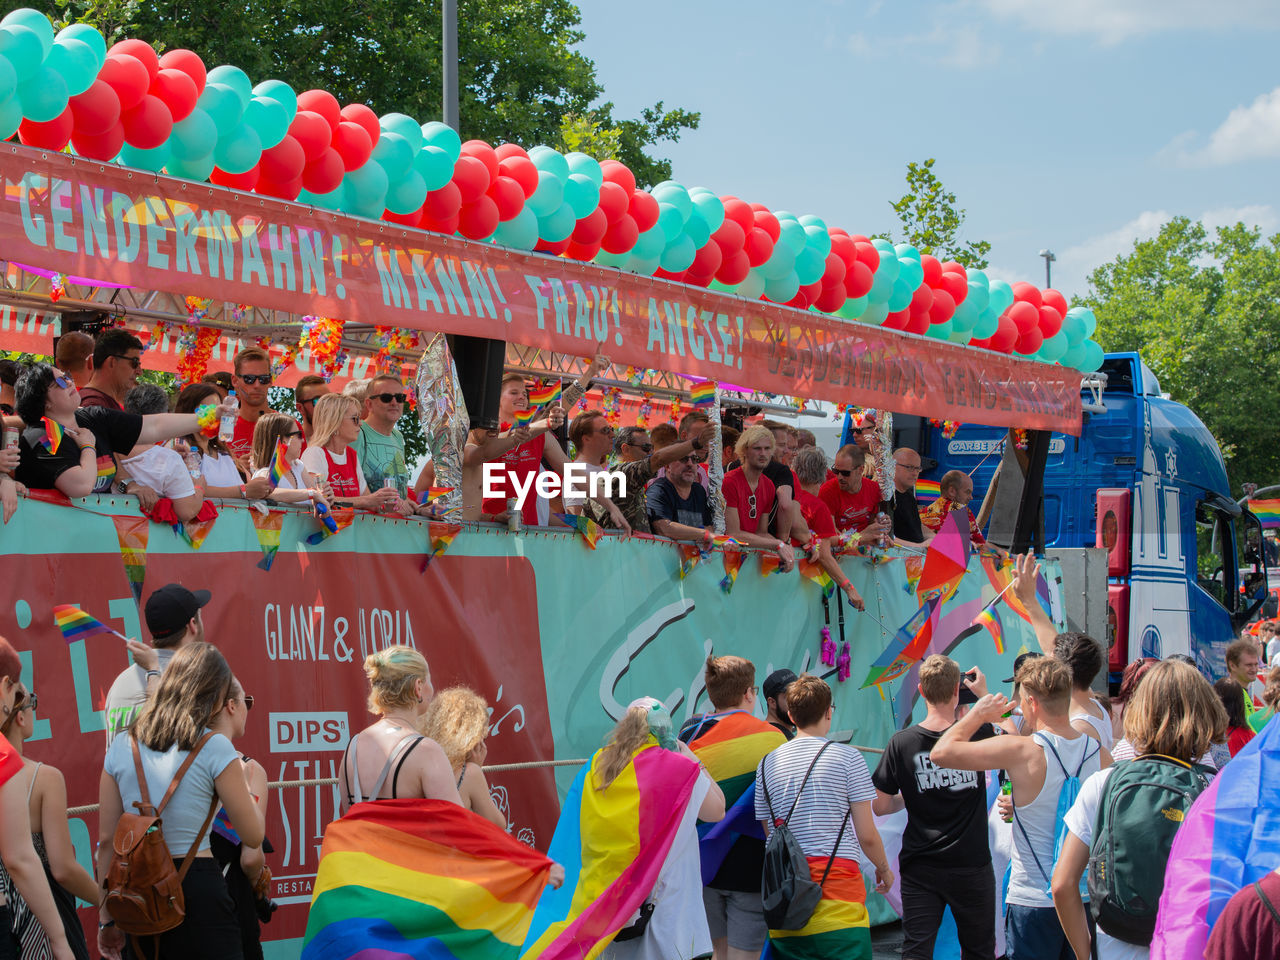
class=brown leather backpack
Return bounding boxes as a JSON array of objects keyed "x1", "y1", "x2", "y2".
[{"x1": 103, "y1": 732, "x2": 219, "y2": 938}]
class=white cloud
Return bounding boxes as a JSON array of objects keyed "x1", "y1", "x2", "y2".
[
  {"x1": 844, "y1": 22, "x2": 999, "y2": 69},
  {"x1": 1167, "y1": 86, "x2": 1280, "y2": 166},
  {"x1": 977, "y1": 0, "x2": 1280, "y2": 45}
]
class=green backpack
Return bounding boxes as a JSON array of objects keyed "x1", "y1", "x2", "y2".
[{"x1": 1087, "y1": 755, "x2": 1213, "y2": 945}]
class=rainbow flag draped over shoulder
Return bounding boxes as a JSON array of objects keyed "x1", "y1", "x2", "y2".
[
  {"x1": 302, "y1": 799, "x2": 553, "y2": 960},
  {"x1": 1248, "y1": 498, "x2": 1280, "y2": 528},
  {"x1": 766, "y1": 857, "x2": 871, "y2": 960},
  {"x1": 522, "y1": 741, "x2": 700, "y2": 960}
]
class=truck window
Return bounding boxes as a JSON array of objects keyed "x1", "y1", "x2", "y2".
[{"x1": 1196, "y1": 502, "x2": 1237, "y2": 614}]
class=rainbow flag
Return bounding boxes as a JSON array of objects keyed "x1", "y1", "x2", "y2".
[
  {"x1": 268, "y1": 440, "x2": 291, "y2": 487},
  {"x1": 1249, "y1": 498, "x2": 1280, "y2": 529},
  {"x1": 421, "y1": 521, "x2": 463, "y2": 571},
  {"x1": 689, "y1": 380, "x2": 717, "y2": 407},
  {"x1": 512, "y1": 407, "x2": 536, "y2": 427},
  {"x1": 759, "y1": 552, "x2": 781, "y2": 578},
  {"x1": 306, "y1": 503, "x2": 353, "y2": 545},
  {"x1": 1151, "y1": 720, "x2": 1280, "y2": 960},
  {"x1": 862, "y1": 594, "x2": 942, "y2": 689},
  {"x1": 52, "y1": 604, "x2": 117, "y2": 644},
  {"x1": 915, "y1": 478, "x2": 942, "y2": 503},
  {"x1": 798, "y1": 557, "x2": 836, "y2": 598},
  {"x1": 720, "y1": 549, "x2": 745, "y2": 593},
  {"x1": 767, "y1": 857, "x2": 871, "y2": 959},
  {"x1": 979, "y1": 554, "x2": 1050, "y2": 625},
  {"x1": 916, "y1": 510, "x2": 970, "y2": 605},
  {"x1": 112, "y1": 515, "x2": 149, "y2": 604},
  {"x1": 677, "y1": 542, "x2": 702, "y2": 578},
  {"x1": 95, "y1": 454, "x2": 116, "y2": 483},
  {"x1": 973, "y1": 605, "x2": 1005, "y2": 654},
  {"x1": 302, "y1": 799, "x2": 553, "y2": 960},
  {"x1": 555, "y1": 513, "x2": 603, "y2": 549},
  {"x1": 180, "y1": 514, "x2": 218, "y2": 551},
  {"x1": 528, "y1": 381, "x2": 562, "y2": 407},
  {"x1": 711, "y1": 534, "x2": 745, "y2": 550},
  {"x1": 522, "y1": 741, "x2": 699, "y2": 959},
  {"x1": 419, "y1": 485, "x2": 454, "y2": 504},
  {"x1": 252, "y1": 509, "x2": 285, "y2": 572},
  {"x1": 39, "y1": 417, "x2": 63, "y2": 454}
]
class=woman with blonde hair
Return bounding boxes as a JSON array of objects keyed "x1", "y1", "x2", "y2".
[
  {"x1": 421, "y1": 687, "x2": 506, "y2": 829},
  {"x1": 299, "y1": 394, "x2": 402, "y2": 512},
  {"x1": 1052, "y1": 659, "x2": 1227, "y2": 960},
  {"x1": 248, "y1": 412, "x2": 331, "y2": 506},
  {"x1": 337, "y1": 646, "x2": 460, "y2": 815}
]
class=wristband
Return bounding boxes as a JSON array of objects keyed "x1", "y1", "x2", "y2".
[
  {"x1": 239, "y1": 484, "x2": 248, "y2": 499},
  {"x1": 839, "y1": 580, "x2": 852, "y2": 590},
  {"x1": 145, "y1": 670, "x2": 160, "y2": 679}
]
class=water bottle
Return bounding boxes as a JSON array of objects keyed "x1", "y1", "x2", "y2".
[
  {"x1": 218, "y1": 390, "x2": 238, "y2": 442},
  {"x1": 1000, "y1": 779, "x2": 1013, "y2": 822},
  {"x1": 183, "y1": 448, "x2": 202, "y2": 480},
  {"x1": 507, "y1": 497, "x2": 522, "y2": 533},
  {"x1": 877, "y1": 510, "x2": 891, "y2": 548}
]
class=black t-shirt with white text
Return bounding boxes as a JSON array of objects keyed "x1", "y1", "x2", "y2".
[{"x1": 872, "y1": 722, "x2": 997, "y2": 870}]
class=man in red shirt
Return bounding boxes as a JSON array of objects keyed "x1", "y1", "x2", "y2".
[
  {"x1": 78, "y1": 329, "x2": 142, "y2": 410},
  {"x1": 793, "y1": 447, "x2": 864, "y2": 608},
  {"x1": 819, "y1": 444, "x2": 889, "y2": 537},
  {"x1": 724, "y1": 424, "x2": 796, "y2": 571},
  {"x1": 228, "y1": 346, "x2": 281, "y2": 462}
]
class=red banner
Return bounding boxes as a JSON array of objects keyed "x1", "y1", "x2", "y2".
[{"x1": 1, "y1": 146, "x2": 1082, "y2": 432}]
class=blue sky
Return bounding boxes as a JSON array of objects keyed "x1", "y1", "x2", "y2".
[{"x1": 575, "y1": 0, "x2": 1280, "y2": 301}]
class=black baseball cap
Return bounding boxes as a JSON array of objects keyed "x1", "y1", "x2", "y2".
[
  {"x1": 1003, "y1": 651, "x2": 1044, "y2": 684},
  {"x1": 145, "y1": 584, "x2": 211, "y2": 640},
  {"x1": 762, "y1": 668, "x2": 798, "y2": 702}
]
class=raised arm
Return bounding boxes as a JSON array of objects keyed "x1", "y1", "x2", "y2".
[{"x1": 1012, "y1": 552, "x2": 1056, "y2": 655}]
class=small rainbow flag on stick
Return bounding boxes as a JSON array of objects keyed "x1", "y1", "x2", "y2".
[
  {"x1": 555, "y1": 513, "x2": 603, "y2": 549},
  {"x1": 689, "y1": 380, "x2": 717, "y2": 407},
  {"x1": 418, "y1": 486, "x2": 454, "y2": 505},
  {"x1": 711, "y1": 534, "x2": 745, "y2": 550},
  {"x1": 1249, "y1": 499, "x2": 1280, "y2": 529},
  {"x1": 915, "y1": 478, "x2": 942, "y2": 502},
  {"x1": 973, "y1": 605, "x2": 1005, "y2": 654},
  {"x1": 268, "y1": 440, "x2": 292, "y2": 487},
  {"x1": 39, "y1": 417, "x2": 63, "y2": 454},
  {"x1": 528, "y1": 381, "x2": 562, "y2": 407},
  {"x1": 512, "y1": 407, "x2": 536, "y2": 427},
  {"x1": 52, "y1": 605, "x2": 124, "y2": 644}
]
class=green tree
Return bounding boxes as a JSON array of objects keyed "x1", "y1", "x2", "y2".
[
  {"x1": 889, "y1": 158, "x2": 991, "y2": 269},
  {"x1": 51, "y1": 0, "x2": 698, "y2": 187},
  {"x1": 1082, "y1": 216, "x2": 1280, "y2": 492}
]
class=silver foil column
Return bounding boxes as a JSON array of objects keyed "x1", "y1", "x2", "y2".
[
  {"x1": 873, "y1": 409, "x2": 894, "y2": 545},
  {"x1": 414, "y1": 334, "x2": 468, "y2": 513}
]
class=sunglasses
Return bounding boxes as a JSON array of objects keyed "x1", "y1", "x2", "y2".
[
  {"x1": 109, "y1": 354, "x2": 142, "y2": 369},
  {"x1": 626, "y1": 440, "x2": 654, "y2": 452},
  {"x1": 677, "y1": 454, "x2": 697, "y2": 464},
  {"x1": 285, "y1": 430, "x2": 302, "y2": 439},
  {"x1": 345, "y1": 415, "x2": 360, "y2": 423},
  {"x1": 370, "y1": 393, "x2": 407, "y2": 404},
  {"x1": 238, "y1": 374, "x2": 272, "y2": 385},
  {"x1": 297, "y1": 395, "x2": 323, "y2": 407},
  {"x1": 52, "y1": 373, "x2": 73, "y2": 389},
  {"x1": 747, "y1": 494, "x2": 757, "y2": 520},
  {"x1": 231, "y1": 693, "x2": 254, "y2": 711},
  {"x1": 832, "y1": 468, "x2": 853, "y2": 477}
]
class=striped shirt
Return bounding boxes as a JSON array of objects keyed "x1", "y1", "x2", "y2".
[{"x1": 754, "y1": 736, "x2": 875, "y2": 861}]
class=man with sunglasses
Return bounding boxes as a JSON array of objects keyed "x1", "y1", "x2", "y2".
[
  {"x1": 819, "y1": 444, "x2": 889, "y2": 540},
  {"x1": 228, "y1": 346, "x2": 286, "y2": 461},
  {"x1": 78, "y1": 329, "x2": 143, "y2": 411},
  {"x1": 355, "y1": 374, "x2": 412, "y2": 497},
  {"x1": 294, "y1": 374, "x2": 330, "y2": 443},
  {"x1": 608, "y1": 423, "x2": 709, "y2": 534}
]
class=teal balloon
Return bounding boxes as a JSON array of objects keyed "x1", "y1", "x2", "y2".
[
  {"x1": 834, "y1": 294, "x2": 868, "y2": 320},
  {"x1": 633, "y1": 226, "x2": 665, "y2": 260},
  {"x1": 1078, "y1": 340, "x2": 1104, "y2": 372},
  {"x1": 897, "y1": 256, "x2": 924, "y2": 292},
  {"x1": 48, "y1": 38, "x2": 97, "y2": 96},
  {"x1": 860, "y1": 300, "x2": 890, "y2": 326},
  {"x1": 213, "y1": 122, "x2": 262, "y2": 175},
  {"x1": 244, "y1": 96, "x2": 290, "y2": 149},
  {"x1": 345, "y1": 162, "x2": 390, "y2": 218},
  {"x1": 966, "y1": 279, "x2": 990, "y2": 313},
  {"x1": 871, "y1": 252, "x2": 900, "y2": 287},
  {"x1": 798, "y1": 213, "x2": 828, "y2": 233},
  {"x1": 973, "y1": 308, "x2": 999, "y2": 339},
  {"x1": 988, "y1": 280, "x2": 1014, "y2": 316},
  {"x1": 764, "y1": 270, "x2": 800, "y2": 303},
  {"x1": 166, "y1": 153, "x2": 216, "y2": 181},
  {"x1": 778, "y1": 219, "x2": 807, "y2": 255},
  {"x1": 625, "y1": 254, "x2": 660, "y2": 276},
  {"x1": 565, "y1": 151, "x2": 602, "y2": 185},
  {"x1": 795, "y1": 246, "x2": 826, "y2": 286},
  {"x1": 528, "y1": 170, "x2": 565, "y2": 217},
  {"x1": 372, "y1": 131, "x2": 414, "y2": 180},
  {"x1": 298, "y1": 182, "x2": 346, "y2": 211},
  {"x1": 414, "y1": 145, "x2": 454, "y2": 191},
  {"x1": 0, "y1": 95, "x2": 21, "y2": 140},
  {"x1": 251, "y1": 79, "x2": 297, "y2": 123},
  {"x1": 528, "y1": 145, "x2": 569, "y2": 181},
  {"x1": 120, "y1": 141, "x2": 171, "y2": 172},
  {"x1": 379, "y1": 113, "x2": 422, "y2": 154},
  {"x1": 887, "y1": 277, "x2": 914, "y2": 312},
  {"x1": 926, "y1": 320, "x2": 953, "y2": 340},
  {"x1": 18, "y1": 65, "x2": 67, "y2": 123},
  {"x1": 872, "y1": 237, "x2": 897, "y2": 260},
  {"x1": 564, "y1": 172, "x2": 599, "y2": 219},
  {"x1": 198, "y1": 83, "x2": 244, "y2": 135},
  {"x1": 737, "y1": 269, "x2": 766, "y2": 300},
  {"x1": 691, "y1": 191, "x2": 724, "y2": 232},
  {"x1": 967, "y1": 269, "x2": 988, "y2": 286},
  {"x1": 0, "y1": 27, "x2": 42, "y2": 82},
  {"x1": 421, "y1": 121, "x2": 461, "y2": 162},
  {"x1": 169, "y1": 108, "x2": 217, "y2": 161},
  {"x1": 595, "y1": 248, "x2": 630, "y2": 268},
  {"x1": 951, "y1": 297, "x2": 979, "y2": 331},
  {"x1": 652, "y1": 181, "x2": 692, "y2": 222},
  {"x1": 494, "y1": 206, "x2": 538, "y2": 250},
  {"x1": 656, "y1": 202, "x2": 684, "y2": 242},
  {"x1": 1061, "y1": 312, "x2": 1086, "y2": 345},
  {"x1": 206, "y1": 65, "x2": 252, "y2": 110},
  {"x1": 803, "y1": 224, "x2": 831, "y2": 259},
  {"x1": 0, "y1": 52, "x2": 14, "y2": 103},
  {"x1": 57, "y1": 24, "x2": 106, "y2": 70},
  {"x1": 660, "y1": 234, "x2": 697, "y2": 273},
  {"x1": 537, "y1": 201, "x2": 576, "y2": 243},
  {"x1": 1061, "y1": 342, "x2": 1087, "y2": 371},
  {"x1": 1039, "y1": 330, "x2": 1069, "y2": 363},
  {"x1": 0, "y1": 9, "x2": 52, "y2": 60},
  {"x1": 894, "y1": 242, "x2": 921, "y2": 262},
  {"x1": 684, "y1": 211, "x2": 711, "y2": 249},
  {"x1": 948, "y1": 325, "x2": 973, "y2": 345},
  {"x1": 759, "y1": 242, "x2": 797, "y2": 281},
  {"x1": 385, "y1": 170, "x2": 427, "y2": 215},
  {"x1": 1077, "y1": 307, "x2": 1098, "y2": 338},
  {"x1": 774, "y1": 209, "x2": 798, "y2": 224}
]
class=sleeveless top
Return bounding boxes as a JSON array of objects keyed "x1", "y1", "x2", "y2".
[
  {"x1": 325, "y1": 447, "x2": 364, "y2": 500},
  {"x1": 1070, "y1": 698, "x2": 1115, "y2": 749},
  {"x1": 342, "y1": 732, "x2": 424, "y2": 805}
]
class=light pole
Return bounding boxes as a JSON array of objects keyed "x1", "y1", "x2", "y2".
[
  {"x1": 443, "y1": 0, "x2": 458, "y2": 131},
  {"x1": 1038, "y1": 249, "x2": 1056, "y2": 288}
]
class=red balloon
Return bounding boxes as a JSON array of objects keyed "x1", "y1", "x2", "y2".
[
  {"x1": 383, "y1": 208, "x2": 424, "y2": 228},
  {"x1": 906, "y1": 314, "x2": 931, "y2": 335},
  {"x1": 1016, "y1": 326, "x2": 1044, "y2": 355},
  {"x1": 800, "y1": 280, "x2": 823, "y2": 303},
  {"x1": 121, "y1": 95, "x2": 173, "y2": 150},
  {"x1": 99, "y1": 55, "x2": 150, "y2": 111},
  {"x1": 71, "y1": 123, "x2": 124, "y2": 161},
  {"x1": 498, "y1": 156, "x2": 538, "y2": 199},
  {"x1": 338, "y1": 104, "x2": 380, "y2": 148},
  {"x1": 289, "y1": 111, "x2": 332, "y2": 161},
  {"x1": 19, "y1": 109, "x2": 74, "y2": 150},
  {"x1": 1042, "y1": 288, "x2": 1069, "y2": 317},
  {"x1": 784, "y1": 290, "x2": 811, "y2": 310},
  {"x1": 1038, "y1": 305, "x2": 1063, "y2": 338},
  {"x1": 458, "y1": 196, "x2": 499, "y2": 239},
  {"x1": 848, "y1": 233, "x2": 869, "y2": 243},
  {"x1": 460, "y1": 140, "x2": 499, "y2": 182},
  {"x1": 601, "y1": 214, "x2": 638, "y2": 254},
  {"x1": 572, "y1": 208, "x2": 608, "y2": 245},
  {"x1": 939, "y1": 270, "x2": 968, "y2": 305},
  {"x1": 822, "y1": 252, "x2": 847, "y2": 287},
  {"x1": 690, "y1": 240, "x2": 723, "y2": 278},
  {"x1": 711, "y1": 219, "x2": 746, "y2": 255},
  {"x1": 599, "y1": 160, "x2": 636, "y2": 195},
  {"x1": 297, "y1": 90, "x2": 341, "y2": 131},
  {"x1": 883, "y1": 310, "x2": 910, "y2": 330},
  {"x1": 752, "y1": 208, "x2": 780, "y2": 241},
  {"x1": 854, "y1": 240, "x2": 880, "y2": 272},
  {"x1": 920, "y1": 255, "x2": 943, "y2": 288},
  {"x1": 684, "y1": 271, "x2": 714, "y2": 289},
  {"x1": 814, "y1": 284, "x2": 846, "y2": 313},
  {"x1": 157, "y1": 50, "x2": 206, "y2": 93},
  {"x1": 564, "y1": 239, "x2": 601, "y2": 262},
  {"x1": 628, "y1": 190, "x2": 659, "y2": 232},
  {"x1": 940, "y1": 260, "x2": 966, "y2": 276},
  {"x1": 928, "y1": 289, "x2": 956, "y2": 324},
  {"x1": 721, "y1": 197, "x2": 755, "y2": 234},
  {"x1": 596, "y1": 181, "x2": 629, "y2": 222},
  {"x1": 989, "y1": 315, "x2": 1018, "y2": 353},
  {"x1": 451, "y1": 155, "x2": 490, "y2": 204},
  {"x1": 1007, "y1": 300, "x2": 1039, "y2": 334},
  {"x1": 301, "y1": 148, "x2": 344, "y2": 194},
  {"x1": 211, "y1": 165, "x2": 260, "y2": 191},
  {"x1": 150, "y1": 68, "x2": 198, "y2": 122},
  {"x1": 424, "y1": 181, "x2": 462, "y2": 220},
  {"x1": 256, "y1": 173, "x2": 302, "y2": 201},
  {"x1": 846, "y1": 260, "x2": 874, "y2": 298},
  {"x1": 830, "y1": 234, "x2": 857, "y2": 267},
  {"x1": 421, "y1": 211, "x2": 460, "y2": 236},
  {"x1": 69, "y1": 81, "x2": 121, "y2": 137},
  {"x1": 1011, "y1": 282, "x2": 1042, "y2": 309},
  {"x1": 494, "y1": 142, "x2": 529, "y2": 161},
  {"x1": 716, "y1": 250, "x2": 750, "y2": 286},
  {"x1": 332, "y1": 121, "x2": 373, "y2": 170},
  {"x1": 260, "y1": 135, "x2": 306, "y2": 184},
  {"x1": 744, "y1": 227, "x2": 774, "y2": 267},
  {"x1": 108, "y1": 40, "x2": 159, "y2": 81},
  {"x1": 488, "y1": 175, "x2": 525, "y2": 221},
  {"x1": 655, "y1": 267, "x2": 687, "y2": 283},
  {"x1": 536, "y1": 237, "x2": 572, "y2": 256},
  {"x1": 909, "y1": 283, "x2": 934, "y2": 316}
]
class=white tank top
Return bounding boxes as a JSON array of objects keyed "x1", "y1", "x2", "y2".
[
  {"x1": 1007, "y1": 730, "x2": 1102, "y2": 907},
  {"x1": 1070, "y1": 700, "x2": 1114, "y2": 750}
]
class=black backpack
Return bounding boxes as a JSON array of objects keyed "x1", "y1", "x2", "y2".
[
  {"x1": 1087, "y1": 755, "x2": 1213, "y2": 945},
  {"x1": 759, "y1": 741, "x2": 850, "y2": 931}
]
